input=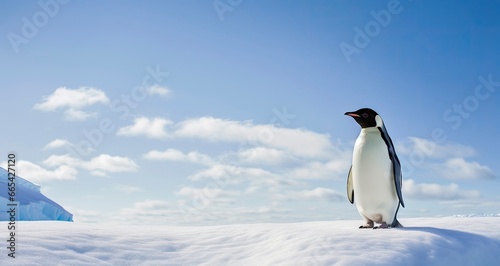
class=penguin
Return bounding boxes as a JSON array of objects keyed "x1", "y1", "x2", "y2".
[{"x1": 344, "y1": 108, "x2": 404, "y2": 229}]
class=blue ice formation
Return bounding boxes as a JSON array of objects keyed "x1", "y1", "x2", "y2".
[{"x1": 0, "y1": 168, "x2": 73, "y2": 221}]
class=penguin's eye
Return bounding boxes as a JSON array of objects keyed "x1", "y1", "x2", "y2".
[{"x1": 361, "y1": 113, "x2": 369, "y2": 118}]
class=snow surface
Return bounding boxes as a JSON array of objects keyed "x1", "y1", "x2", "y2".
[
  {"x1": 0, "y1": 168, "x2": 73, "y2": 221},
  {"x1": 4, "y1": 217, "x2": 500, "y2": 265}
]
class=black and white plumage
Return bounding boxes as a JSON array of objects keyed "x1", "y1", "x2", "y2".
[{"x1": 345, "y1": 108, "x2": 404, "y2": 229}]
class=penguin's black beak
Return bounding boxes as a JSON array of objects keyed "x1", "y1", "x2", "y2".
[{"x1": 344, "y1": 112, "x2": 360, "y2": 118}]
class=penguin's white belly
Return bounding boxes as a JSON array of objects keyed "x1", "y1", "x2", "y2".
[{"x1": 352, "y1": 129, "x2": 398, "y2": 223}]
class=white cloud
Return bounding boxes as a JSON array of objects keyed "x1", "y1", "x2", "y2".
[
  {"x1": 143, "y1": 148, "x2": 214, "y2": 165},
  {"x1": 174, "y1": 117, "x2": 332, "y2": 158},
  {"x1": 67, "y1": 208, "x2": 105, "y2": 223},
  {"x1": 116, "y1": 116, "x2": 333, "y2": 158},
  {"x1": 237, "y1": 147, "x2": 293, "y2": 165},
  {"x1": 0, "y1": 160, "x2": 77, "y2": 183},
  {"x1": 175, "y1": 117, "x2": 258, "y2": 142},
  {"x1": 117, "y1": 200, "x2": 177, "y2": 219},
  {"x1": 133, "y1": 200, "x2": 171, "y2": 210},
  {"x1": 396, "y1": 137, "x2": 495, "y2": 180},
  {"x1": 146, "y1": 85, "x2": 171, "y2": 98},
  {"x1": 175, "y1": 186, "x2": 238, "y2": 205},
  {"x1": 65, "y1": 108, "x2": 94, "y2": 120},
  {"x1": 275, "y1": 187, "x2": 344, "y2": 202},
  {"x1": 43, "y1": 153, "x2": 139, "y2": 177},
  {"x1": 33, "y1": 87, "x2": 109, "y2": 121},
  {"x1": 113, "y1": 199, "x2": 225, "y2": 224},
  {"x1": 43, "y1": 154, "x2": 80, "y2": 167},
  {"x1": 43, "y1": 139, "x2": 73, "y2": 150},
  {"x1": 188, "y1": 164, "x2": 276, "y2": 182},
  {"x1": 114, "y1": 185, "x2": 143, "y2": 194},
  {"x1": 397, "y1": 137, "x2": 476, "y2": 159},
  {"x1": 175, "y1": 186, "x2": 237, "y2": 198},
  {"x1": 403, "y1": 179, "x2": 481, "y2": 200},
  {"x1": 113, "y1": 200, "x2": 297, "y2": 225},
  {"x1": 117, "y1": 116, "x2": 172, "y2": 139},
  {"x1": 434, "y1": 158, "x2": 495, "y2": 180},
  {"x1": 188, "y1": 164, "x2": 301, "y2": 198},
  {"x1": 86, "y1": 154, "x2": 139, "y2": 174},
  {"x1": 287, "y1": 153, "x2": 351, "y2": 180}
]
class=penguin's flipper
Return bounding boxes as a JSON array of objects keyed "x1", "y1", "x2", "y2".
[
  {"x1": 347, "y1": 165, "x2": 354, "y2": 204},
  {"x1": 378, "y1": 125, "x2": 405, "y2": 208},
  {"x1": 391, "y1": 159, "x2": 404, "y2": 208}
]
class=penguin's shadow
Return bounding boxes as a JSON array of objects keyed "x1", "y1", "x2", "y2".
[
  {"x1": 400, "y1": 226, "x2": 500, "y2": 247},
  {"x1": 395, "y1": 226, "x2": 500, "y2": 264}
]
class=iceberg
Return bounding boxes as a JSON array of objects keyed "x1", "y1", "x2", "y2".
[{"x1": 0, "y1": 167, "x2": 73, "y2": 221}]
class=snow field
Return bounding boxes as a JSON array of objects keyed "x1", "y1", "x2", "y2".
[{"x1": 4, "y1": 217, "x2": 500, "y2": 265}]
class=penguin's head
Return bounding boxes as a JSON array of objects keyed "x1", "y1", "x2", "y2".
[{"x1": 344, "y1": 108, "x2": 383, "y2": 128}]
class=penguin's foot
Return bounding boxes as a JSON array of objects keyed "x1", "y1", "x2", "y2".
[
  {"x1": 373, "y1": 222, "x2": 389, "y2": 229},
  {"x1": 359, "y1": 221, "x2": 374, "y2": 229}
]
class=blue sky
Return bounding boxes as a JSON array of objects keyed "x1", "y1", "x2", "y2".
[{"x1": 1, "y1": 0, "x2": 499, "y2": 224}]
